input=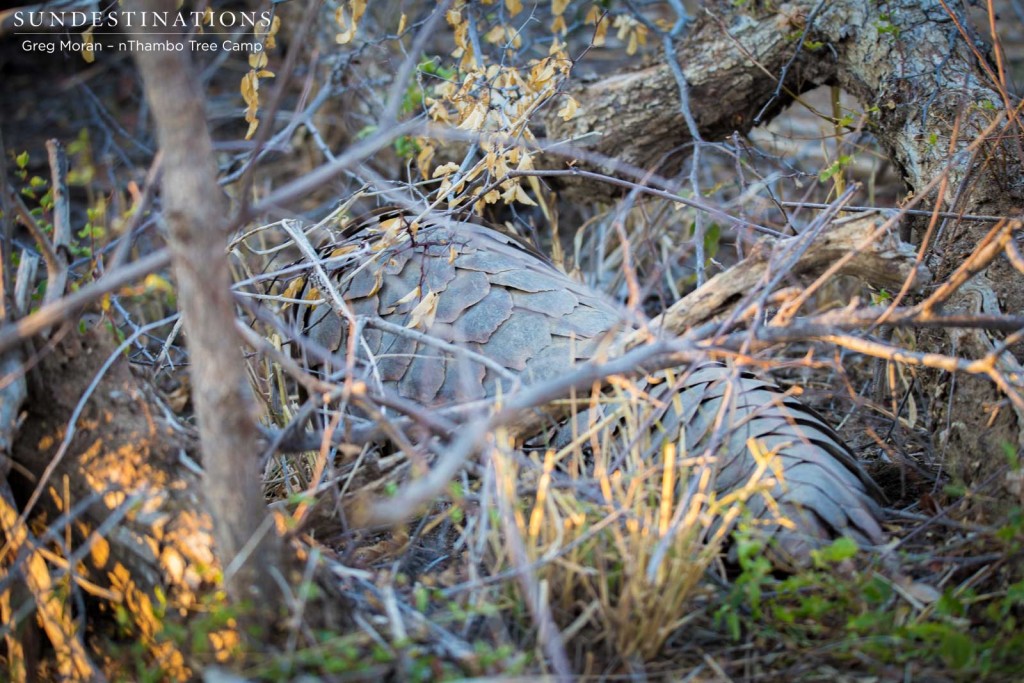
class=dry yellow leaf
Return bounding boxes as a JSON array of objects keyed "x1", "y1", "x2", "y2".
[
  {"x1": 557, "y1": 96, "x2": 578, "y2": 121},
  {"x1": 240, "y1": 71, "x2": 258, "y2": 107},
  {"x1": 506, "y1": 0, "x2": 523, "y2": 17},
  {"x1": 249, "y1": 52, "x2": 268, "y2": 69},
  {"x1": 329, "y1": 245, "x2": 358, "y2": 258},
  {"x1": 257, "y1": 16, "x2": 281, "y2": 50},
  {"x1": 393, "y1": 286, "x2": 422, "y2": 307},
  {"x1": 406, "y1": 291, "x2": 439, "y2": 330},
  {"x1": 375, "y1": 217, "x2": 406, "y2": 241},
  {"x1": 281, "y1": 277, "x2": 305, "y2": 301},
  {"x1": 240, "y1": 70, "x2": 262, "y2": 138},
  {"x1": 80, "y1": 27, "x2": 95, "y2": 63},
  {"x1": 529, "y1": 58, "x2": 556, "y2": 87},
  {"x1": 144, "y1": 273, "x2": 174, "y2": 293},
  {"x1": 593, "y1": 16, "x2": 608, "y2": 45},
  {"x1": 502, "y1": 182, "x2": 537, "y2": 206},
  {"x1": 459, "y1": 103, "x2": 487, "y2": 130},
  {"x1": 416, "y1": 144, "x2": 436, "y2": 177},
  {"x1": 485, "y1": 25, "x2": 506, "y2": 44},
  {"x1": 432, "y1": 162, "x2": 460, "y2": 178},
  {"x1": 614, "y1": 15, "x2": 632, "y2": 41},
  {"x1": 336, "y1": 0, "x2": 367, "y2": 44}
]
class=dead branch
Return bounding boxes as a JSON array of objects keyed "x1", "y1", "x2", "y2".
[
  {"x1": 626, "y1": 214, "x2": 929, "y2": 347},
  {"x1": 43, "y1": 140, "x2": 70, "y2": 307}
]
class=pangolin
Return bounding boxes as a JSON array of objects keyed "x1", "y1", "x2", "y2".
[{"x1": 285, "y1": 207, "x2": 886, "y2": 559}]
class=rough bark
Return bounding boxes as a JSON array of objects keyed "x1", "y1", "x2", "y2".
[
  {"x1": 545, "y1": 0, "x2": 1024, "y2": 486},
  {"x1": 126, "y1": 0, "x2": 281, "y2": 608}
]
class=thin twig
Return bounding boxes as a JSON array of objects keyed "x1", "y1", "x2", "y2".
[{"x1": 0, "y1": 249, "x2": 171, "y2": 356}]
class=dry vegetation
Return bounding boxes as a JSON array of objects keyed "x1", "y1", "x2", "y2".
[{"x1": 3, "y1": 0, "x2": 1024, "y2": 680}]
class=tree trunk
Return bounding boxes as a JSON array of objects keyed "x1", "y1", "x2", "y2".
[{"x1": 125, "y1": 0, "x2": 282, "y2": 609}]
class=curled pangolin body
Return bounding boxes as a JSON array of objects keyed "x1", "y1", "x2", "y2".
[{"x1": 289, "y1": 209, "x2": 886, "y2": 557}]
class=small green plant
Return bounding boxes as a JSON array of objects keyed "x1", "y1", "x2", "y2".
[
  {"x1": 871, "y1": 287, "x2": 893, "y2": 305},
  {"x1": 713, "y1": 527, "x2": 1024, "y2": 675},
  {"x1": 74, "y1": 201, "x2": 108, "y2": 258},
  {"x1": 713, "y1": 525, "x2": 773, "y2": 640},
  {"x1": 388, "y1": 56, "x2": 458, "y2": 160},
  {"x1": 819, "y1": 154, "x2": 853, "y2": 183}
]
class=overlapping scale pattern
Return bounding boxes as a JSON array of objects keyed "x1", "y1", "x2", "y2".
[
  {"x1": 650, "y1": 366, "x2": 885, "y2": 556},
  {"x1": 292, "y1": 210, "x2": 623, "y2": 404}
]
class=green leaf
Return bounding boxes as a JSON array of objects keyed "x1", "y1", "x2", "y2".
[
  {"x1": 941, "y1": 630, "x2": 975, "y2": 669},
  {"x1": 943, "y1": 483, "x2": 966, "y2": 498},
  {"x1": 355, "y1": 124, "x2": 378, "y2": 140},
  {"x1": 862, "y1": 576, "x2": 893, "y2": 604},
  {"x1": 394, "y1": 135, "x2": 420, "y2": 159},
  {"x1": 811, "y1": 536, "x2": 858, "y2": 566},
  {"x1": 871, "y1": 288, "x2": 893, "y2": 305},
  {"x1": 1002, "y1": 441, "x2": 1020, "y2": 470},
  {"x1": 819, "y1": 155, "x2": 853, "y2": 182},
  {"x1": 1006, "y1": 580, "x2": 1024, "y2": 607},
  {"x1": 724, "y1": 610, "x2": 741, "y2": 640},
  {"x1": 703, "y1": 222, "x2": 721, "y2": 261},
  {"x1": 414, "y1": 585, "x2": 429, "y2": 612},
  {"x1": 848, "y1": 611, "x2": 886, "y2": 632},
  {"x1": 937, "y1": 591, "x2": 965, "y2": 618}
]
